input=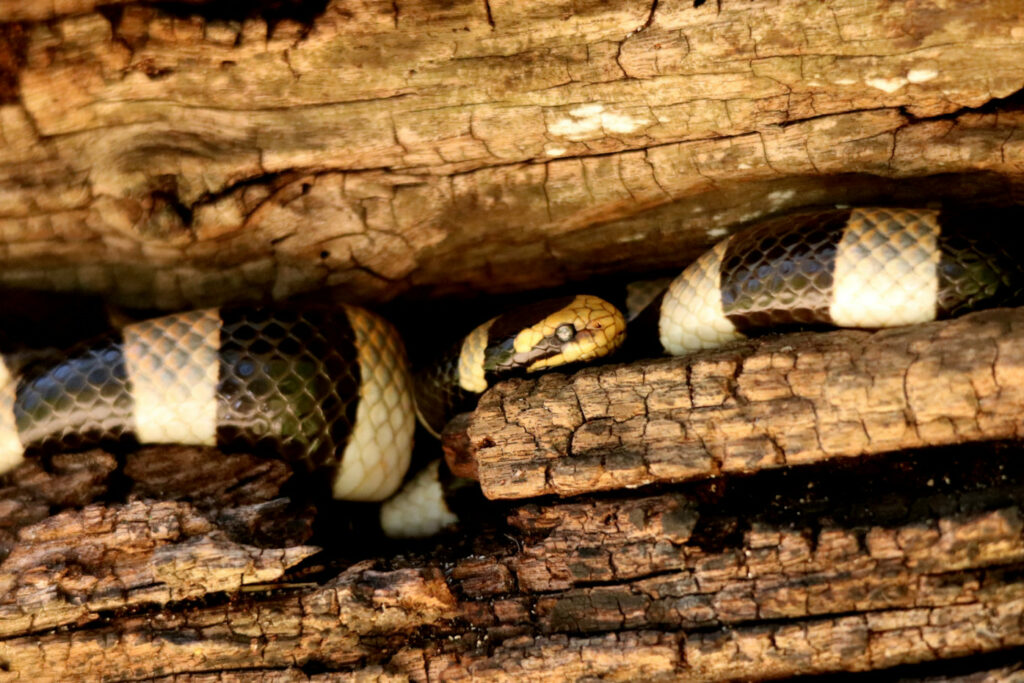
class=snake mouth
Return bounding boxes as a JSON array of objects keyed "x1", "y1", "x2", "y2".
[
  {"x1": 523, "y1": 327, "x2": 624, "y2": 373},
  {"x1": 482, "y1": 330, "x2": 585, "y2": 377},
  {"x1": 526, "y1": 318, "x2": 628, "y2": 372},
  {"x1": 494, "y1": 333, "x2": 566, "y2": 373},
  {"x1": 519, "y1": 333, "x2": 577, "y2": 371}
]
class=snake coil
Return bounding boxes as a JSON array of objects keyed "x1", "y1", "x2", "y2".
[{"x1": 0, "y1": 205, "x2": 1020, "y2": 537}]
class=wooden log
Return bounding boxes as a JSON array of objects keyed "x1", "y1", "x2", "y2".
[
  {"x1": 445, "y1": 307, "x2": 1024, "y2": 500},
  {"x1": 0, "y1": 1, "x2": 1020, "y2": 307},
  {"x1": 1, "y1": 443, "x2": 1024, "y2": 679},
  {"x1": 0, "y1": 499, "x2": 320, "y2": 638}
]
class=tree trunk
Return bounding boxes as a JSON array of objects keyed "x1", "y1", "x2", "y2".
[{"x1": 0, "y1": 0, "x2": 1023, "y2": 680}]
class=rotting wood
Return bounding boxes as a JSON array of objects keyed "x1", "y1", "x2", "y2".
[
  {"x1": 445, "y1": 307, "x2": 1024, "y2": 501},
  {"x1": 2, "y1": 443, "x2": 1024, "y2": 679},
  {"x1": 0, "y1": 445, "x2": 301, "y2": 561},
  {"x1": 0, "y1": 1, "x2": 1021, "y2": 307},
  {"x1": 0, "y1": 499, "x2": 320, "y2": 638}
]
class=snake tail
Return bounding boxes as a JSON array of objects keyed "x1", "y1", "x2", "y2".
[
  {"x1": 1, "y1": 305, "x2": 415, "y2": 502},
  {"x1": 659, "y1": 206, "x2": 1024, "y2": 355}
]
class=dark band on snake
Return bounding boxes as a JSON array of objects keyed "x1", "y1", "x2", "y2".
[
  {"x1": 15, "y1": 333, "x2": 135, "y2": 455},
  {"x1": 720, "y1": 209, "x2": 846, "y2": 332},
  {"x1": 935, "y1": 205, "x2": 1024, "y2": 317},
  {"x1": 216, "y1": 306, "x2": 362, "y2": 473}
]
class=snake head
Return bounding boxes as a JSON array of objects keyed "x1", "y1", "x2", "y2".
[{"x1": 479, "y1": 294, "x2": 626, "y2": 378}]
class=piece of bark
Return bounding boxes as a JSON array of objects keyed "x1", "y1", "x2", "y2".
[
  {"x1": 124, "y1": 445, "x2": 295, "y2": 506},
  {"x1": 2, "y1": 445, "x2": 1024, "y2": 680},
  {"x1": 0, "y1": 2, "x2": 1021, "y2": 307},
  {"x1": 445, "y1": 307, "x2": 1024, "y2": 501},
  {"x1": 0, "y1": 443, "x2": 320, "y2": 566},
  {"x1": 396, "y1": 452, "x2": 1024, "y2": 680},
  {"x1": 0, "y1": 451, "x2": 120, "y2": 560},
  {"x1": 0, "y1": 499, "x2": 319, "y2": 638},
  {"x1": 0, "y1": 524, "x2": 460, "y2": 680}
]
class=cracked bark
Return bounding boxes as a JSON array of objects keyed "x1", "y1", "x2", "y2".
[
  {"x1": 0, "y1": 1, "x2": 1020, "y2": 308},
  {"x1": 1, "y1": 0, "x2": 1024, "y2": 680},
  {"x1": 445, "y1": 308, "x2": 1024, "y2": 501},
  {"x1": 5, "y1": 437, "x2": 1024, "y2": 680}
]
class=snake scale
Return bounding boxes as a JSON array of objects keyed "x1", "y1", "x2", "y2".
[{"x1": 0, "y1": 206, "x2": 1020, "y2": 537}]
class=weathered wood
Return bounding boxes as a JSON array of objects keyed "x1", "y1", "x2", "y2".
[
  {"x1": 445, "y1": 307, "x2": 1024, "y2": 501},
  {"x1": 0, "y1": 445, "x2": 301, "y2": 561},
  {"x1": 0, "y1": 1, "x2": 1021, "y2": 307},
  {"x1": 0, "y1": 499, "x2": 319, "y2": 638},
  {"x1": 3, "y1": 0, "x2": 1024, "y2": 680},
  {"x1": 2, "y1": 443, "x2": 1024, "y2": 680}
]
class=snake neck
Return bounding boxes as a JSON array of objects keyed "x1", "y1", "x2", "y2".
[
  {"x1": 412, "y1": 341, "x2": 475, "y2": 439},
  {"x1": 620, "y1": 289, "x2": 666, "y2": 359},
  {"x1": 412, "y1": 294, "x2": 628, "y2": 438}
]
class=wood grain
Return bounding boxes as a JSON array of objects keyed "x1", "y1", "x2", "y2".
[
  {"x1": 0, "y1": 1, "x2": 1019, "y2": 307},
  {"x1": 3, "y1": 445, "x2": 1024, "y2": 679},
  {"x1": 446, "y1": 307, "x2": 1024, "y2": 501}
]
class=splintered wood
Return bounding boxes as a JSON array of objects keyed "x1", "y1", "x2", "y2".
[
  {"x1": 446, "y1": 308, "x2": 1024, "y2": 501},
  {"x1": 4, "y1": 460, "x2": 1024, "y2": 680},
  {"x1": 0, "y1": 500, "x2": 456, "y2": 678}
]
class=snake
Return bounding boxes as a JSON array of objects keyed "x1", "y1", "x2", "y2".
[
  {"x1": 0, "y1": 206, "x2": 1020, "y2": 538},
  {"x1": 0, "y1": 295, "x2": 627, "y2": 537}
]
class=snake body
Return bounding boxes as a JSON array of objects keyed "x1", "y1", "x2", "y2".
[
  {"x1": 1, "y1": 305, "x2": 416, "y2": 501},
  {"x1": 658, "y1": 206, "x2": 1024, "y2": 354},
  {"x1": 0, "y1": 206, "x2": 1021, "y2": 537},
  {"x1": 0, "y1": 296, "x2": 625, "y2": 536}
]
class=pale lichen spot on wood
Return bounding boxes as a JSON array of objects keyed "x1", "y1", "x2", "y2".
[
  {"x1": 602, "y1": 112, "x2": 646, "y2": 134},
  {"x1": 549, "y1": 103, "x2": 647, "y2": 139},
  {"x1": 865, "y1": 76, "x2": 908, "y2": 93},
  {"x1": 549, "y1": 114, "x2": 603, "y2": 138},
  {"x1": 562, "y1": 103, "x2": 597, "y2": 118},
  {"x1": 706, "y1": 227, "x2": 728, "y2": 238},
  {"x1": 907, "y1": 68, "x2": 938, "y2": 83},
  {"x1": 767, "y1": 189, "x2": 797, "y2": 205}
]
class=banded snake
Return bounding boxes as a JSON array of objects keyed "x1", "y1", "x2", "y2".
[{"x1": 0, "y1": 206, "x2": 1020, "y2": 538}]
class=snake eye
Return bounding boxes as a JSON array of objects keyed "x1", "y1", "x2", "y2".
[{"x1": 555, "y1": 323, "x2": 576, "y2": 343}]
